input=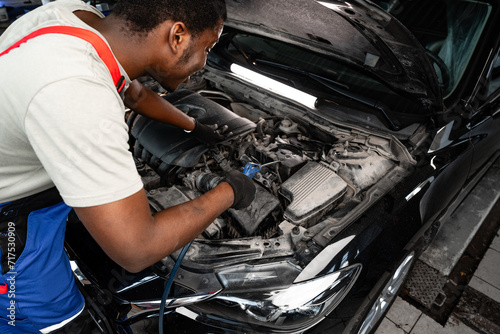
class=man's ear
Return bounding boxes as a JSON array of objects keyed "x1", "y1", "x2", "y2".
[{"x1": 168, "y1": 21, "x2": 190, "y2": 55}]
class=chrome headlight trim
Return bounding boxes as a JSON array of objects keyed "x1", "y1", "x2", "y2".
[{"x1": 203, "y1": 263, "x2": 362, "y2": 332}]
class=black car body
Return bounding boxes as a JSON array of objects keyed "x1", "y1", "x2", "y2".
[{"x1": 64, "y1": 0, "x2": 500, "y2": 333}]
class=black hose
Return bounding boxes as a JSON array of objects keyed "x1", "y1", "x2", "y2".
[{"x1": 158, "y1": 241, "x2": 193, "y2": 334}]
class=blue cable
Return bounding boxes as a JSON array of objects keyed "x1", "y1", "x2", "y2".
[{"x1": 158, "y1": 241, "x2": 193, "y2": 334}]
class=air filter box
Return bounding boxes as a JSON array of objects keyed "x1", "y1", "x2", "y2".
[{"x1": 280, "y1": 162, "x2": 347, "y2": 226}]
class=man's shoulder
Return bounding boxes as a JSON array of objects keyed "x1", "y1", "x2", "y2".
[{"x1": 0, "y1": 0, "x2": 102, "y2": 48}]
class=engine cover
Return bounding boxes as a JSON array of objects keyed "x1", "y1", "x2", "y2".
[
  {"x1": 280, "y1": 162, "x2": 347, "y2": 226},
  {"x1": 131, "y1": 90, "x2": 256, "y2": 170}
]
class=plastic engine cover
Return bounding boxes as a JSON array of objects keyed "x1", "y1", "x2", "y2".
[
  {"x1": 280, "y1": 162, "x2": 347, "y2": 226},
  {"x1": 131, "y1": 90, "x2": 256, "y2": 168}
]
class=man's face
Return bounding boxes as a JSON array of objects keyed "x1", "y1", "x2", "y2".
[{"x1": 148, "y1": 19, "x2": 224, "y2": 92}]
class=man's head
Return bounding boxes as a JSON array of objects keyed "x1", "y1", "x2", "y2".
[
  {"x1": 112, "y1": 0, "x2": 226, "y2": 38},
  {"x1": 111, "y1": 0, "x2": 226, "y2": 91}
]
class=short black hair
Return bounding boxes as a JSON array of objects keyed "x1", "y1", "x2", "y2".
[{"x1": 111, "y1": 0, "x2": 227, "y2": 35}]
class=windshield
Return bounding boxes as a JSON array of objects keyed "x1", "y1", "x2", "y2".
[{"x1": 372, "y1": 0, "x2": 492, "y2": 97}]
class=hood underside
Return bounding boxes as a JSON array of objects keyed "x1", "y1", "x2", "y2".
[{"x1": 224, "y1": 0, "x2": 443, "y2": 110}]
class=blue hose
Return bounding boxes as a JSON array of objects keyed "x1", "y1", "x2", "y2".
[{"x1": 158, "y1": 241, "x2": 193, "y2": 334}]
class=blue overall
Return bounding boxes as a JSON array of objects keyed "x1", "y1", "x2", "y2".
[{"x1": 0, "y1": 188, "x2": 84, "y2": 333}]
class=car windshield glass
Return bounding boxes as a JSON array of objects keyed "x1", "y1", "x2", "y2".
[
  {"x1": 227, "y1": 33, "x2": 425, "y2": 115},
  {"x1": 372, "y1": 0, "x2": 492, "y2": 98}
]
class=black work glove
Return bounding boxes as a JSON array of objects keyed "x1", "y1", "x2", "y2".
[
  {"x1": 221, "y1": 170, "x2": 256, "y2": 209},
  {"x1": 190, "y1": 119, "x2": 228, "y2": 146}
]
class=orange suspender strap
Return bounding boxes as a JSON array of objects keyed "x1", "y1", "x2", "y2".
[{"x1": 0, "y1": 26, "x2": 126, "y2": 93}]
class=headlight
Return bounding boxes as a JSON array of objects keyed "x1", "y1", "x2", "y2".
[{"x1": 186, "y1": 262, "x2": 362, "y2": 333}]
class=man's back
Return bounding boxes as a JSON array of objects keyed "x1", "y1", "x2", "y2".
[
  {"x1": 0, "y1": 0, "x2": 142, "y2": 207},
  {"x1": 0, "y1": 1, "x2": 141, "y2": 332}
]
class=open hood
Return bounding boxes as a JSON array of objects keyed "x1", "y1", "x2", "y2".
[{"x1": 224, "y1": 0, "x2": 443, "y2": 111}]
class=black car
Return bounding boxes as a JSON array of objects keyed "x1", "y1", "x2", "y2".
[{"x1": 64, "y1": 0, "x2": 500, "y2": 333}]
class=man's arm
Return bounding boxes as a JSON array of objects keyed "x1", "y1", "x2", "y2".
[
  {"x1": 124, "y1": 79, "x2": 196, "y2": 131},
  {"x1": 124, "y1": 80, "x2": 226, "y2": 144},
  {"x1": 74, "y1": 182, "x2": 234, "y2": 273}
]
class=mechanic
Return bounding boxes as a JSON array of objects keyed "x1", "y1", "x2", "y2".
[{"x1": 0, "y1": 0, "x2": 255, "y2": 332}]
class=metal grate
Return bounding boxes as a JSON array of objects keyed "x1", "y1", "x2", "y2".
[{"x1": 404, "y1": 260, "x2": 448, "y2": 309}]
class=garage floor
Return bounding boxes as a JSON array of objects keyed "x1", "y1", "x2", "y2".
[
  {"x1": 376, "y1": 232, "x2": 500, "y2": 334},
  {"x1": 376, "y1": 158, "x2": 500, "y2": 334}
]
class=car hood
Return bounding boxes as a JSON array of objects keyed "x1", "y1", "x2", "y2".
[{"x1": 224, "y1": 0, "x2": 443, "y2": 111}]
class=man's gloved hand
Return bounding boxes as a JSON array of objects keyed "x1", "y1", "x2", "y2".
[
  {"x1": 221, "y1": 170, "x2": 256, "y2": 209},
  {"x1": 190, "y1": 119, "x2": 228, "y2": 146}
]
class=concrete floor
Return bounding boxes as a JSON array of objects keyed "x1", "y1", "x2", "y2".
[
  {"x1": 468, "y1": 235, "x2": 500, "y2": 304},
  {"x1": 378, "y1": 298, "x2": 478, "y2": 334}
]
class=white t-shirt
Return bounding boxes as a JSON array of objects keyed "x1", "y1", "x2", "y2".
[{"x1": 0, "y1": 0, "x2": 143, "y2": 206}]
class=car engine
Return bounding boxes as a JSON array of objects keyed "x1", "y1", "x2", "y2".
[{"x1": 127, "y1": 75, "x2": 402, "y2": 246}]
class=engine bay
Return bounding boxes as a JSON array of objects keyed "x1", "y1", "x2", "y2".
[{"x1": 127, "y1": 76, "x2": 407, "y2": 249}]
